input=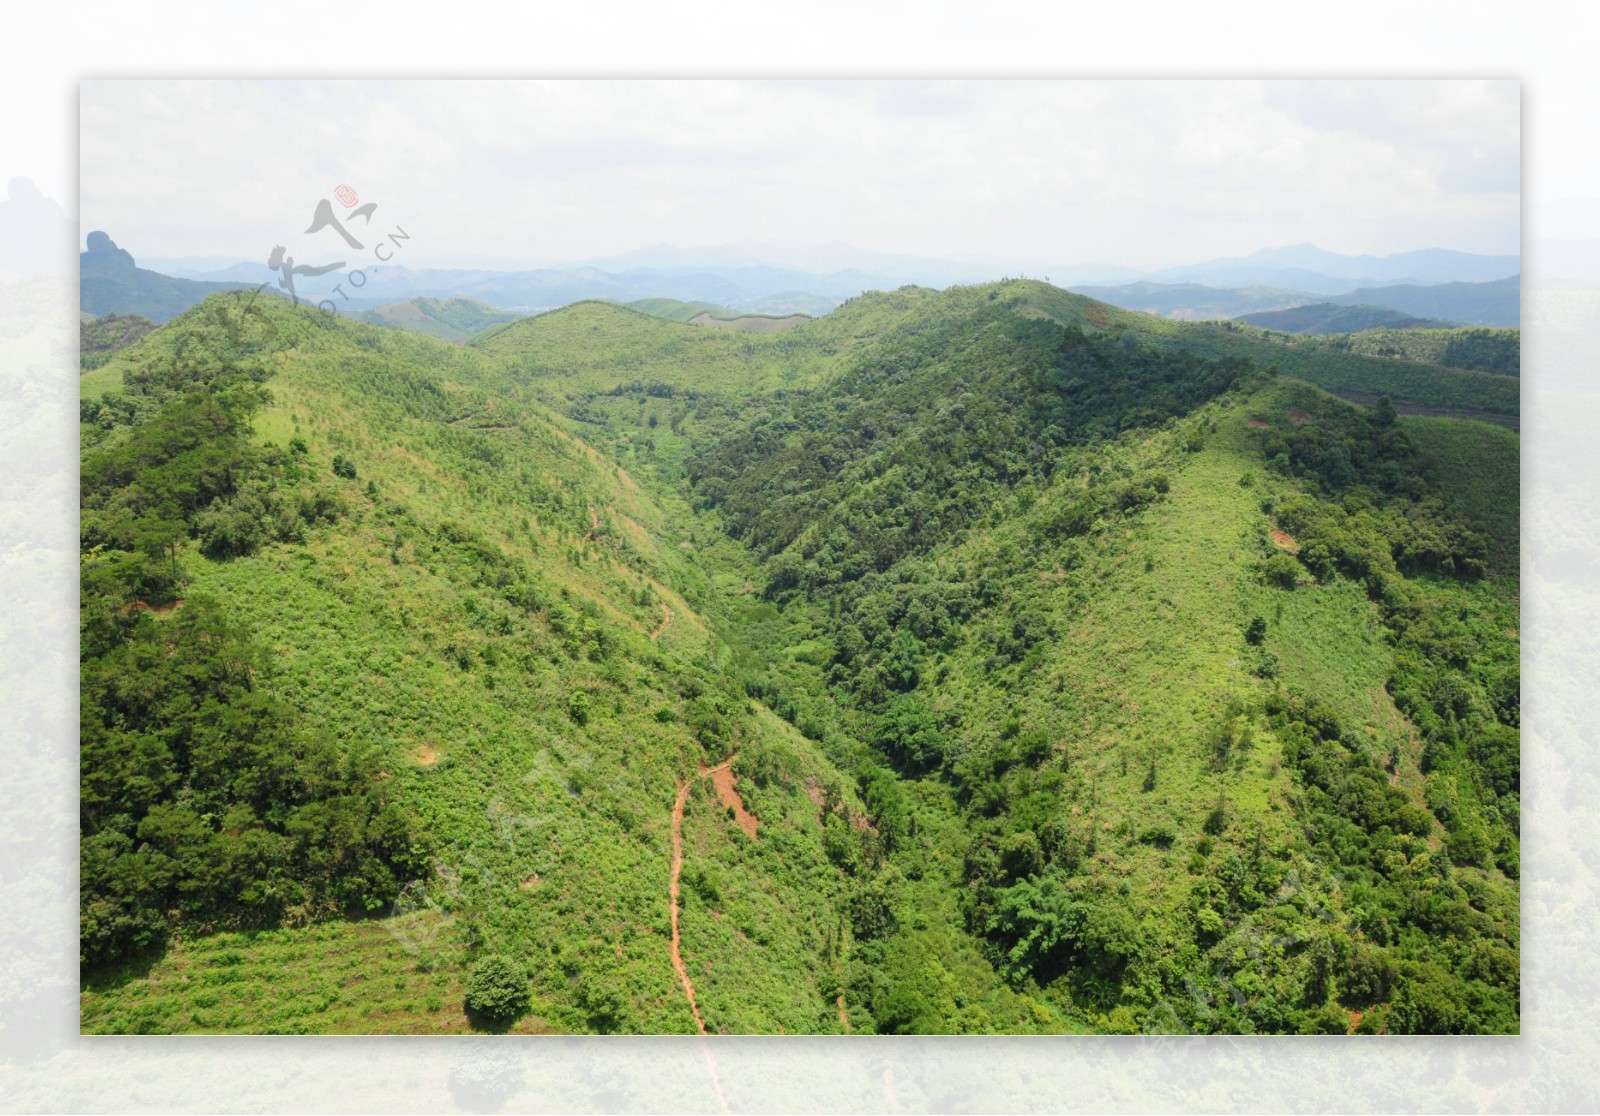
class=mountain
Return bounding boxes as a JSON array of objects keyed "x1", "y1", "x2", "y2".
[
  {"x1": 1235, "y1": 303, "x2": 1453, "y2": 334},
  {"x1": 79, "y1": 281, "x2": 1519, "y2": 1035},
  {"x1": 0, "y1": 177, "x2": 75, "y2": 276},
  {"x1": 352, "y1": 296, "x2": 522, "y2": 343},
  {"x1": 79, "y1": 232, "x2": 272, "y2": 322},
  {"x1": 1325, "y1": 276, "x2": 1521, "y2": 328},
  {"x1": 1297, "y1": 327, "x2": 1520, "y2": 378},
  {"x1": 622, "y1": 297, "x2": 741, "y2": 323},
  {"x1": 621, "y1": 297, "x2": 813, "y2": 333},
  {"x1": 78, "y1": 295, "x2": 867, "y2": 1035},
  {"x1": 1066, "y1": 281, "x2": 1318, "y2": 320},
  {"x1": 1144, "y1": 244, "x2": 1520, "y2": 293}
]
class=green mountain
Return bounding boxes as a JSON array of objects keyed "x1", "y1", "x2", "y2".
[
  {"x1": 622, "y1": 297, "x2": 738, "y2": 323},
  {"x1": 1304, "y1": 327, "x2": 1520, "y2": 377},
  {"x1": 80, "y1": 312, "x2": 156, "y2": 371},
  {"x1": 622, "y1": 297, "x2": 814, "y2": 333},
  {"x1": 352, "y1": 296, "x2": 522, "y2": 343},
  {"x1": 1236, "y1": 303, "x2": 1452, "y2": 334},
  {"x1": 79, "y1": 232, "x2": 270, "y2": 322},
  {"x1": 78, "y1": 280, "x2": 1519, "y2": 1035}
]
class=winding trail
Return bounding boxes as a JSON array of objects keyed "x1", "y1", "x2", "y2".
[
  {"x1": 669, "y1": 779, "x2": 709, "y2": 1036},
  {"x1": 650, "y1": 602, "x2": 675, "y2": 641}
]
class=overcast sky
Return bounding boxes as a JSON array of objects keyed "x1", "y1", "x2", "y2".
[{"x1": 78, "y1": 79, "x2": 1519, "y2": 273}]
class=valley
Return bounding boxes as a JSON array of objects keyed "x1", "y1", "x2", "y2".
[{"x1": 77, "y1": 279, "x2": 1520, "y2": 1035}]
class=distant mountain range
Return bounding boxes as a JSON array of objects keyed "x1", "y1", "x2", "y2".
[
  {"x1": 1, "y1": 177, "x2": 74, "y2": 276},
  {"x1": 1069, "y1": 270, "x2": 1519, "y2": 328},
  {"x1": 1324, "y1": 276, "x2": 1521, "y2": 327},
  {"x1": 351, "y1": 296, "x2": 521, "y2": 343},
  {"x1": 1137, "y1": 243, "x2": 1520, "y2": 294},
  {"x1": 1066, "y1": 282, "x2": 1316, "y2": 321},
  {"x1": 83, "y1": 236, "x2": 1521, "y2": 329},
  {"x1": 158, "y1": 258, "x2": 856, "y2": 316}
]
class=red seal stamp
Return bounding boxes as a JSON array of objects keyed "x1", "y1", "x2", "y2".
[{"x1": 334, "y1": 184, "x2": 359, "y2": 208}]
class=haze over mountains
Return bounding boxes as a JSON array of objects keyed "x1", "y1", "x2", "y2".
[{"x1": 88, "y1": 234, "x2": 1521, "y2": 328}]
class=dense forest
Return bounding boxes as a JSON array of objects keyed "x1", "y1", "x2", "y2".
[{"x1": 78, "y1": 281, "x2": 1519, "y2": 1034}]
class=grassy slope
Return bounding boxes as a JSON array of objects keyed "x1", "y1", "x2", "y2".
[
  {"x1": 354, "y1": 297, "x2": 522, "y2": 343},
  {"x1": 78, "y1": 298, "x2": 861, "y2": 1034},
  {"x1": 887, "y1": 388, "x2": 1425, "y2": 1008},
  {"x1": 623, "y1": 297, "x2": 737, "y2": 322}
]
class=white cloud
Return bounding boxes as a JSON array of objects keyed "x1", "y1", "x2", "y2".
[{"x1": 79, "y1": 79, "x2": 1520, "y2": 272}]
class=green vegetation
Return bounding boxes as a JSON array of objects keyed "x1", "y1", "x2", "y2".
[
  {"x1": 622, "y1": 297, "x2": 741, "y2": 323},
  {"x1": 79, "y1": 279, "x2": 1518, "y2": 1034},
  {"x1": 354, "y1": 297, "x2": 522, "y2": 344},
  {"x1": 80, "y1": 313, "x2": 157, "y2": 371},
  {"x1": 464, "y1": 954, "x2": 532, "y2": 1026},
  {"x1": 1310, "y1": 328, "x2": 1520, "y2": 376},
  {"x1": 1235, "y1": 303, "x2": 1450, "y2": 334},
  {"x1": 618, "y1": 297, "x2": 813, "y2": 333}
]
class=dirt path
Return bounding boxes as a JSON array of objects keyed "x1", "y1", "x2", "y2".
[
  {"x1": 836, "y1": 991, "x2": 851, "y2": 1032},
  {"x1": 669, "y1": 779, "x2": 709, "y2": 1036},
  {"x1": 668, "y1": 781, "x2": 731, "y2": 1111},
  {"x1": 650, "y1": 601, "x2": 674, "y2": 641},
  {"x1": 699, "y1": 758, "x2": 758, "y2": 838}
]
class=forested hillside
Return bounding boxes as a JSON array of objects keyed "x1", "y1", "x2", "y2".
[{"x1": 79, "y1": 280, "x2": 1519, "y2": 1034}]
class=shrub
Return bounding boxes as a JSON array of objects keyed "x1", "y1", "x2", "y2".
[{"x1": 464, "y1": 955, "x2": 530, "y2": 1026}]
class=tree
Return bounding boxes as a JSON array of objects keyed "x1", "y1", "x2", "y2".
[{"x1": 464, "y1": 955, "x2": 531, "y2": 1027}]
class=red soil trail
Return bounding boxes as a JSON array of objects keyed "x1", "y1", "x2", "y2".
[
  {"x1": 667, "y1": 755, "x2": 762, "y2": 1037},
  {"x1": 650, "y1": 602, "x2": 675, "y2": 641},
  {"x1": 699, "y1": 758, "x2": 759, "y2": 839},
  {"x1": 1270, "y1": 529, "x2": 1299, "y2": 552},
  {"x1": 669, "y1": 779, "x2": 710, "y2": 1036}
]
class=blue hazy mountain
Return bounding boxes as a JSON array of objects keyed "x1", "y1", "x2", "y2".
[
  {"x1": 1141, "y1": 243, "x2": 1519, "y2": 294},
  {"x1": 79, "y1": 232, "x2": 271, "y2": 322}
]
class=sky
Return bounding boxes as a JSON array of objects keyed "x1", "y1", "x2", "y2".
[{"x1": 77, "y1": 79, "x2": 1520, "y2": 274}]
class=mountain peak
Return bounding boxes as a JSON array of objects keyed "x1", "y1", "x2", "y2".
[{"x1": 82, "y1": 231, "x2": 136, "y2": 269}]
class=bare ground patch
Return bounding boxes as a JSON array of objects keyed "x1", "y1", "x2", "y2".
[{"x1": 701, "y1": 759, "x2": 759, "y2": 839}]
